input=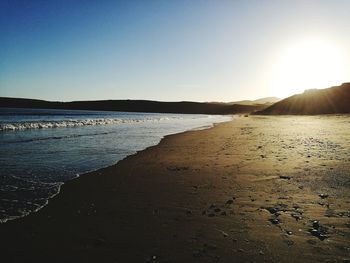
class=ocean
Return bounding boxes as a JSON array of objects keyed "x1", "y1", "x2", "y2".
[{"x1": 0, "y1": 108, "x2": 231, "y2": 222}]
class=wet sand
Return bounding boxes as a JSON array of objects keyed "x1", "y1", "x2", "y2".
[{"x1": 0, "y1": 116, "x2": 349, "y2": 262}]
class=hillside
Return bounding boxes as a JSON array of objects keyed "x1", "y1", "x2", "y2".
[
  {"x1": 232, "y1": 97, "x2": 280, "y2": 105},
  {"x1": 0, "y1": 97, "x2": 269, "y2": 115},
  {"x1": 255, "y1": 83, "x2": 350, "y2": 115}
]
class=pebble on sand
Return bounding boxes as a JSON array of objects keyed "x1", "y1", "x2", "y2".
[
  {"x1": 269, "y1": 218, "x2": 280, "y2": 225},
  {"x1": 279, "y1": 175, "x2": 292, "y2": 180},
  {"x1": 319, "y1": 194, "x2": 329, "y2": 199},
  {"x1": 309, "y1": 220, "x2": 328, "y2": 241}
]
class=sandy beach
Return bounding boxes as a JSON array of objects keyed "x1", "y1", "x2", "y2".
[{"x1": 1, "y1": 116, "x2": 349, "y2": 262}]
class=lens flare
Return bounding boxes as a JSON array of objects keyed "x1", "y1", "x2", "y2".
[{"x1": 269, "y1": 38, "x2": 348, "y2": 98}]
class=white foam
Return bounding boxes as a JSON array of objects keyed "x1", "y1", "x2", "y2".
[{"x1": 0, "y1": 117, "x2": 176, "y2": 131}]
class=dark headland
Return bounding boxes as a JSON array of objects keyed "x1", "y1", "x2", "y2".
[
  {"x1": 255, "y1": 83, "x2": 350, "y2": 115},
  {"x1": 0, "y1": 97, "x2": 274, "y2": 115}
]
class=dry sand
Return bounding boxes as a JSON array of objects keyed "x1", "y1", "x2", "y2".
[{"x1": 0, "y1": 115, "x2": 349, "y2": 262}]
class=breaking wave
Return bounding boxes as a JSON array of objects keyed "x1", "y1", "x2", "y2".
[{"x1": 0, "y1": 117, "x2": 175, "y2": 131}]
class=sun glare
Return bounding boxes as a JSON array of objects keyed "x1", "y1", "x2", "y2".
[{"x1": 269, "y1": 38, "x2": 348, "y2": 98}]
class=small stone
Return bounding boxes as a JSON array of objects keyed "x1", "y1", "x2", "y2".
[
  {"x1": 291, "y1": 213, "x2": 302, "y2": 221},
  {"x1": 269, "y1": 218, "x2": 280, "y2": 225},
  {"x1": 310, "y1": 229, "x2": 319, "y2": 236},
  {"x1": 259, "y1": 250, "x2": 264, "y2": 255},
  {"x1": 266, "y1": 207, "x2": 279, "y2": 214},
  {"x1": 312, "y1": 220, "x2": 320, "y2": 229},
  {"x1": 286, "y1": 230, "x2": 293, "y2": 235},
  {"x1": 309, "y1": 227, "x2": 328, "y2": 241},
  {"x1": 338, "y1": 211, "x2": 350, "y2": 217},
  {"x1": 319, "y1": 194, "x2": 329, "y2": 199},
  {"x1": 279, "y1": 175, "x2": 291, "y2": 180},
  {"x1": 318, "y1": 234, "x2": 328, "y2": 241},
  {"x1": 221, "y1": 231, "x2": 229, "y2": 237}
]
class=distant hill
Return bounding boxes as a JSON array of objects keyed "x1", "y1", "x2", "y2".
[
  {"x1": 232, "y1": 97, "x2": 280, "y2": 106},
  {"x1": 0, "y1": 97, "x2": 270, "y2": 115},
  {"x1": 255, "y1": 83, "x2": 350, "y2": 115}
]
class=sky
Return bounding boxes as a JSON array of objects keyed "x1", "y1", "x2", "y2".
[{"x1": 1, "y1": 0, "x2": 350, "y2": 102}]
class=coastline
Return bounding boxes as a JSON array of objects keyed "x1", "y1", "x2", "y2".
[
  {"x1": 0, "y1": 110, "x2": 231, "y2": 224},
  {"x1": 0, "y1": 116, "x2": 349, "y2": 262}
]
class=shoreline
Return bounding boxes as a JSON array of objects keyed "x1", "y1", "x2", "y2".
[
  {"x1": 0, "y1": 116, "x2": 349, "y2": 262},
  {"x1": 0, "y1": 117, "x2": 232, "y2": 224}
]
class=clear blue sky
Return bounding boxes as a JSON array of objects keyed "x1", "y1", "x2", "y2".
[{"x1": 1, "y1": 0, "x2": 350, "y2": 102}]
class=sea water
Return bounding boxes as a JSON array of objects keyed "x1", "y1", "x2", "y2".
[{"x1": 0, "y1": 108, "x2": 231, "y2": 222}]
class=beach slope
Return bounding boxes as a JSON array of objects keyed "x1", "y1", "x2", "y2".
[{"x1": 0, "y1": 116, "x2": 349, "y2": 262}]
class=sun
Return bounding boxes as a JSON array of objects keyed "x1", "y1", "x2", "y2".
[{"x1": 269, "y1": 38, "x2": 348, "y2": 98}]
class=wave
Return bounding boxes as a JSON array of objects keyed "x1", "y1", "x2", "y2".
[{"x1": 0, "y1": 117, "x2": 175, "y2": 131}]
